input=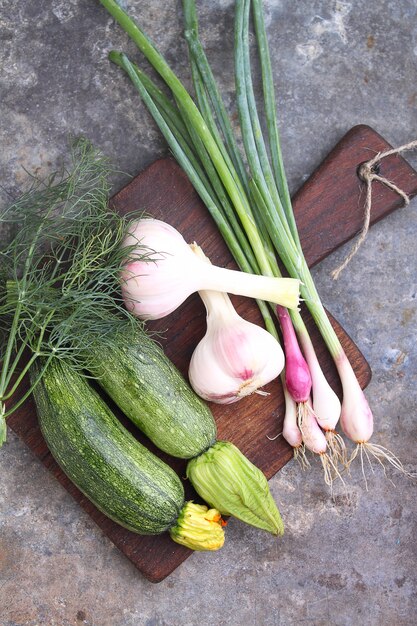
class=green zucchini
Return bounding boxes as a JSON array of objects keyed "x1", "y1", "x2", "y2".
[
  {"x1": 31, "y1": 358, "x2": 185, "y2": 535},
  {"x1": 90, "y1": 330, "x2": 216, "y2": 459},
  {"x1": 31, "y1": 359, "x2": 225, "y2": 550}
]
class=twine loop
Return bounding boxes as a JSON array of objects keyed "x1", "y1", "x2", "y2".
[
  {"x1": 358, "y1": 160, "x2": 379, "y2": 182},
  {"x1": 332, "y1": 139, "x2": 417, "y2": 280}
]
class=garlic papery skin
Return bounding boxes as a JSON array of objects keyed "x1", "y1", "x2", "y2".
[
  {"x1": 121, "y1": 218, "x2": 300, "y2": 320},
  {"x1": 188, "y1": 288, "x2": 284, "y2": 403},
  {"x1": 121, "y1": 218, "x2": 200, "y2": 320}
]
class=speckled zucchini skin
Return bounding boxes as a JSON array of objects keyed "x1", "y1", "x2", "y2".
[
  {"x1": 91, "y1": 331, "x2": 217, "y2": 459},
  {"x1": 31, "y1": 359, "x2": 184, "y2": 535}
]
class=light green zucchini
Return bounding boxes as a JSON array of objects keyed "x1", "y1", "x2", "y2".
[{"x1": 90, "y1": 330, "x2": 217, "y2": 459}]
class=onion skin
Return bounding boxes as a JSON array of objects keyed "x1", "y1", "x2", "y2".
[{"x1": 276, "y1": 306, "x2": 311, "y2": 403}]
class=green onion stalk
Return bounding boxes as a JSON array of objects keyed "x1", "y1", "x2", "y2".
[
  {"x1": 100, "y1": 1, "x2": 300, "y2": 430},
  {"x1": 97, "y1": 0, "x2": 409, "y2": 476},
  {"x1": 234, "y1": 0, "x2": 401, "y2": 474},
  {"x1": 233, "y1": 0, "x2": 346, "y2": 471}
]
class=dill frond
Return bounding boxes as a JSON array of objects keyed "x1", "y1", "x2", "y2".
[{"x1": 0, "y1": 138, "x2": 148, "y2": 436}]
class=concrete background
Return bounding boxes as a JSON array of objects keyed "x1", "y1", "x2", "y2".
[{"x1": 0, "y1": 1, "x2": 416, "y2": 624}]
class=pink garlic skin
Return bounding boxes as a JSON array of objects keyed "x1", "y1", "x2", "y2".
[
  {"x1": 121, "y1": 259, "x2": 195, "y2": 320},
  {"x1": 189, "y1": 295, "x2": 285, "y2": 404},
  {"x1": 337, "y1": 353, "x2": 374, "y2": 443},
  {"x1": 276, "y1": 306, "x2": 312, "y2": 403},
  {"x1": 121, "y1": 219, "x2": 201, "y2": 319}
]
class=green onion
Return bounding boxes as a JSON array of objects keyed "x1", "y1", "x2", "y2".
[{"x1": 98, "y1": 0, "x2": 407, "y2": 476}]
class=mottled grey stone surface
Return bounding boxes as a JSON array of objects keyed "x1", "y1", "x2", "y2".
[{"x1": 0, "y1": 1, "x2": 416, "y2": 625}]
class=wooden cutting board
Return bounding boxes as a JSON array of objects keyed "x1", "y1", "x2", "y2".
[{"x1": 7, "y1": 125, "x2": 417, "y2": 582}]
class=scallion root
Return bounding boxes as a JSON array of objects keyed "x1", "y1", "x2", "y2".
[
  {"x1": 294, "y1": 444, "x2": 310, "y2": 470},
  {"x1": 296, "y1": 402, "x2": 345, "y2": 488},
  {"x1": 325, "y1": 430, "x2": 349, "y2": 470},
  {"x1": 296, "y1": 401, "x2": 311, "y2": 433},
  {"x1": 319, "y1": 452, "x2": 346, "y2": 490},
  {"x1": 349, "y1": 442, "x2": 414, "y2": 490},
  {"x1": 266, "y1": 431, "x2": 281, "y2": 441}
]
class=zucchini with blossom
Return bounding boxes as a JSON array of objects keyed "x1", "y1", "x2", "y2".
[
  {"x1": 31, "y1": 358, "x2": 225, "y2": 550},
  {"x1": 87, "y1": 323, "x2": 285, "y2": 536}
]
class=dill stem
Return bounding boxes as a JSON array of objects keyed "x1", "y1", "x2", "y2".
[
  {"x1": 0, "y1": 218, "x2": 46, "y2": 399},
  {"x1": 0, "y1": 294, "x2": 23, "y2": 399},
  {"x1": 3, "y1": 355, "x2": 54, "y2": 419},
  {"x1": 2, "y1": 353, "x2": 39, "y2": 402},
  {"x1": 0, "y1": 138, "x2": 136, "y2": 430},
  {"x1": 2, "y1": 341, "x2": 27, "y2": 394}
]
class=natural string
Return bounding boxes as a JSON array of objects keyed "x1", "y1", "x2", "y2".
[{"x1": 332, "y1": 139, "x2": 417, "y2": 280}]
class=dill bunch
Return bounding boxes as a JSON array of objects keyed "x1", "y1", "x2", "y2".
[{"x1": 0, "y1": 138, "x2": 147, "y2": 443}]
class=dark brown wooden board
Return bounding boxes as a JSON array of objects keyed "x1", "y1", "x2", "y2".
[{"x1": 7, "y1": 125, "x2": 417, "y2": 582}]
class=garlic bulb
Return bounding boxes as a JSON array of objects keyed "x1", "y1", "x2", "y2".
[
  {"x1": 121, "y1": 218, "x2": 300, "y2": 320},
  {"x1": 189, "y1": 286, "x2": 284, "y2": 403}
]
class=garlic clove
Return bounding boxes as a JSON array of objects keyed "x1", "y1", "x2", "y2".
[{"x1": 189, "y1": 289, "x2": 284, "y2": 404}]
